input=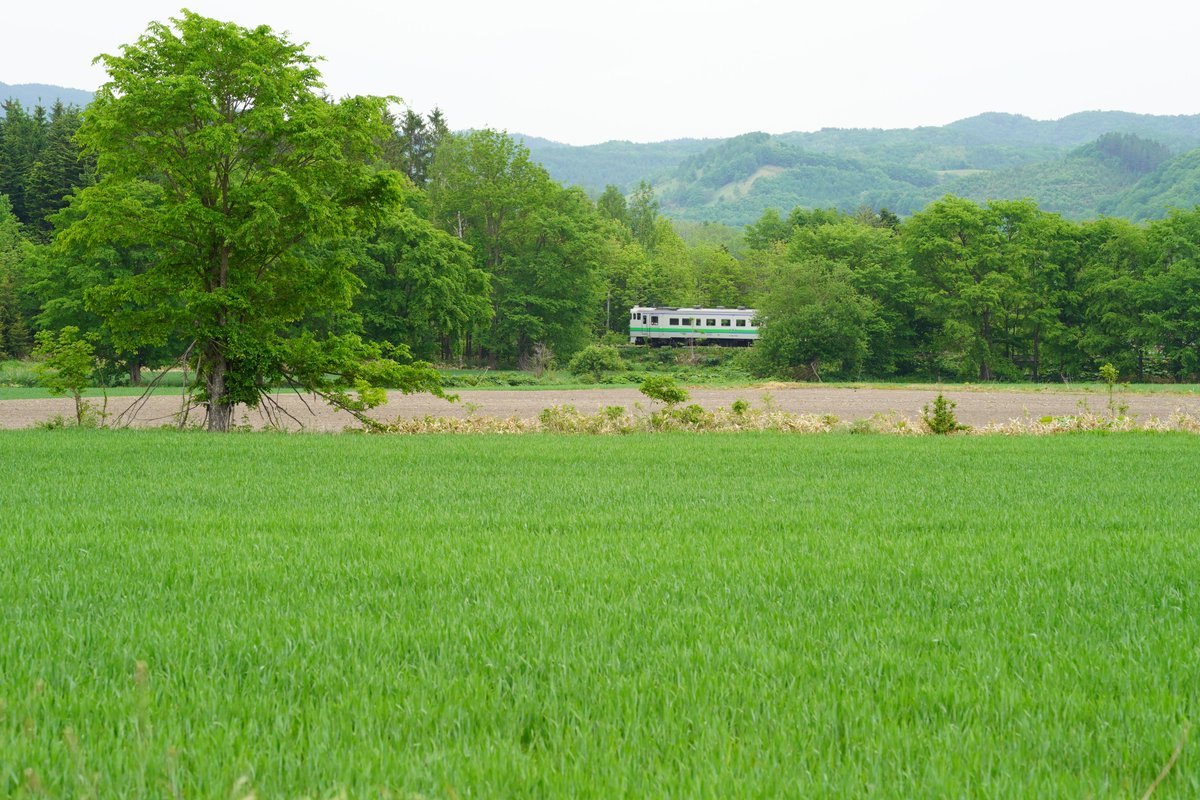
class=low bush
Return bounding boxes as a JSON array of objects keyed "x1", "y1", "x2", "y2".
[{"x1": 568, "y1": 344, "x2": 625, "y2": 381}]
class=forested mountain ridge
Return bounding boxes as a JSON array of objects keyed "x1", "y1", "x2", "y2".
[
  {"x1": 1106, "y1": 149, "x2": 1200, "y2": 220},
  {"x1": 926, "y1": 133, "x2": 1175, "y2": 220},
  {"x1": 521, "y1": 112, "x2": 1200, "y2": 226},
  {"x1": 513, "y1": 135, "x2": 722, "y2": 191},
  {"x1": 941, "y1": 111, "x2": 1200, "y2": 150}
]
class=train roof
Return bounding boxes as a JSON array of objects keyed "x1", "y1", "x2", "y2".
[{"x1": 631, "y1": 306, "x2": 757, "y2": 314}]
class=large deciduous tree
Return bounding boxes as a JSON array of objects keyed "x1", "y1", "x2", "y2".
[
  {"x1": 66, "y1": 11, "x2": 439, "y2": 430},
  {"x1": 354, "y1": 203, "x2": 492, "y2": 362},
  {"x1": 754, "y1": 259, "x2": 877, "y2": 380},
  {"x1": 429, "y1": 130, "x2": 604, "y2": 365}
]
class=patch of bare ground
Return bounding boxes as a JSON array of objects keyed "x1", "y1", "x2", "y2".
[{"x1": 3, "y1": 386, "x2": 1200, "y2": 431}]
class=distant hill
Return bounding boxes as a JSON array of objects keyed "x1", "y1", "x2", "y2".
[
  {"x1": 650, "y1": 132, "x2": 937, "y2": 225},
  {"x1": 518, "y1": 112, "x2": 1200, "y2": 226},
  {"x1": 943, "y1": 111, "x2": 1200, "y2": 150},
  {"x1": 1105, "y1": 149, "x2": 1200, "y2": 221},
  {"x1": 935, "y1": 133, "x2": 1174, "y2": 219},
  {"x1": 515, "y1": 135, "x2": 722, "y2": 192},
  {"x1": 0, "y1": 82, "x2": 93, "y2": 113}
]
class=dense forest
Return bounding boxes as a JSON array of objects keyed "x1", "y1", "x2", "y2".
[{"x1": 4, "y1": 41, "x2": 1200, "y2": 398}]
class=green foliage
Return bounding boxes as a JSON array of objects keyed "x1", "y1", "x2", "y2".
[
  {"x1": 921, "y1": 394, "x2": 965, "y2": 435},
  {"x1": 901, "y1": 197, "x2": 1078, "y2": 381},
  {"x1": 670, "y1": 219, "x2": 745, "y2": 256},
  {"x1": 754, "y1": 259, "x2": 877, "y2": 380},
  {"x1": 596, "y1": 184, "x2": 628, "y2": 225},
  {"x1": 626, "y1": 181, "x2": 661, "y2": 253},
  {"x1": 65, "y1": 11, "x2": 433, "y2": 430},
  {"x1": 1139, "y1": 209, "x2": 1200, "y2": 379},
  {"x1": 380, "y1": 107, "x2": 449, "y2": 186},
  {"x1": 940, "y1": 145, "x2": 1146, "y2": 220},
  {"x1": 744, "y1": 208, "x2": 792, "y2": 250},
  {"x1": 32, "y1": 325, "x2": 100, "y2": 424},
  {"x1": 0, "y1": 194, "x2": 32, "y2": 358},
  {"x1": 430, "y1": 130, "x2": 605, "y2": 366},
  {"x1": 0, "y1": 99, "x2": 96, "y2": 232},
  {"x1": 17, "y1": 58, "x2": 1200, "y2": 394},
  {"x1": 0, "y1": 359, "x2": 38, "y2": 387},
  {"x1": 1097, "y1": 362, "x2": 1130, "y2": 419},
  {"x1": 567, "y1": 344, "x2": 625, "y2": 381},
  {"x1": 1098, "y1": 363, "x2": 1119, "y2": 386},
  {"x1": 639, "y1": 374, "x2": 688, "y2": 406},
  {"x1": 354, "y1": 204, "x2": 492, "y2": 361}
]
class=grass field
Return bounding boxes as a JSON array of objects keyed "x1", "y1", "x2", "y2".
[{"x1": 1, "y1": 431, "x2": 1197, "y2": 796}]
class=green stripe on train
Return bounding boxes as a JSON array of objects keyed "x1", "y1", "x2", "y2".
[{"x1": 629, "y1": 326, "x2": 757, "y2": 334}]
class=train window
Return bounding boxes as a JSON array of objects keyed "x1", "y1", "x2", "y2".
[
  {"x1": 669, "y1": 318, "x2": 679, "y2": 326},
  {"x1": 721, "y1": 319, "x2": 731, "y2": 327},
  {"x1": 651, "y1": 316, "x2": 659, "y2": 324},
  {"x1": 706, "y1": 318, "x2": 716, "y2": 326},
  {"x1": 736, "y1": 319, "x2": 747, "y2": 327},
  {"x1": 682, "y1": 318, "x2": 692, "y2": 326}
]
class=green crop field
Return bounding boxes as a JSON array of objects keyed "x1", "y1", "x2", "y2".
[{"x1": 1, "y1": 430, "x2": 1197, "y2": 797}]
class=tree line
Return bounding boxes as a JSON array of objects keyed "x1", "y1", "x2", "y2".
[
  {"x1": 740, "y1": 200, "x2": 1200, "y2": 382},
  {"x1": 2, "y1": 11, "x2": 1200, "y2": 433}
]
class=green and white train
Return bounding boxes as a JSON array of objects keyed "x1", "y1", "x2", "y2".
[{"x1": 629, "y1": 306, "x2": 759, "y2": 346}]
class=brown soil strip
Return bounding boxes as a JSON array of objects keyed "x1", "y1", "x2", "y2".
[{"x1": 3, "y1": 387, "x2": 1198, "y2": 432}]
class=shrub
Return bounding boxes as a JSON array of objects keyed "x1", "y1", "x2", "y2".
[
  {"x1": 674, "y1": 404, "x2": 707, "y2": 425},
  {"x1": 33, "y1": 327, "x2": 105, "y2": 426},
  {"x1": 568, "y1": 345, "x2": 625, "y2": 381},
  {"x1": 921, "y1": 394, "x2": 965, "y2": 435},
  {"x1": 849, "y1": 418, "x2": 875, "y2": 435},
  {"x1": 639, "y1": 375, "x2": 688, "y2": 407},
  {"x1": 1098, "y1": 363, "x2": 1129, "y2": 419}
]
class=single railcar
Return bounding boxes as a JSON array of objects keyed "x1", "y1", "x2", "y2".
[{"x1": 629, "y1": 306, "x2": 759, "y2": 346}]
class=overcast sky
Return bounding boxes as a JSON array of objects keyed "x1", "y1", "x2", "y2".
[{"x1": 3, "y1": 0, "x2": 1196, "y2": 145}]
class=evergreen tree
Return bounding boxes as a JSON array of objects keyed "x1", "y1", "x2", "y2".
[{"x1": 398, "y1": 108, "x2": 429, "y2": 184}]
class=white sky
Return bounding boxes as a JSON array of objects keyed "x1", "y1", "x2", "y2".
[{"x1": 3, "y1": 0, "x2": 1197, "y2": 145}]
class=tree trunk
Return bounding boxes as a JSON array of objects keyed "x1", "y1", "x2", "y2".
[
  {"x1": 129, "y1": 361, "x2": 142, "y2": 386},
  {"x1": 1031, "y1": 327, "x2": 1041, "y2": 383},
  {"x1": 205, "y1": 247, "x2": 234, "y2": 432},
  {"x1": 979, "y1": 311, "x2": 993, "y2": 381},
  {"x1": 205, "y1": 347, "x2": 233, "y2": 432}
]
